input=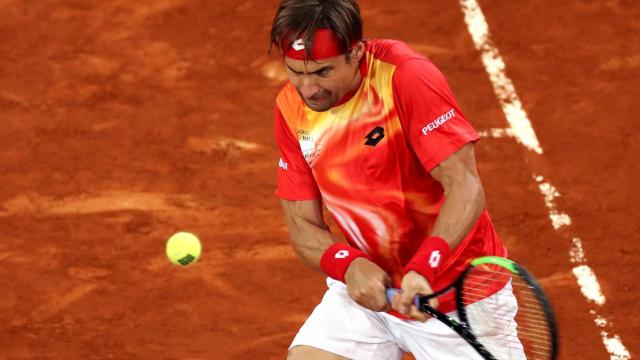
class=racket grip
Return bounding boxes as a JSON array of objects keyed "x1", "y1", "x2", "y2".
[{"x1": 385, "y1": 288, "x2": 420, "y2": 308}]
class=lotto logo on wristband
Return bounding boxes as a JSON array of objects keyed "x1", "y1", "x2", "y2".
[
  {"x1": 335, "y1": 250, "x2": 350, "y2": 259},
  {"x1": 428, "y1": 250, "x2": 441, "y2": 268}
]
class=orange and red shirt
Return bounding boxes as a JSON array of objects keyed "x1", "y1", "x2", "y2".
[{"x1": 274, "y1": 39, "x2": 506, "y2": 310}]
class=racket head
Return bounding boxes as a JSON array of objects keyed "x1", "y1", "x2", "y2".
[{"x1": 457, "y1": 256, "x2": 558, "y2": 360}]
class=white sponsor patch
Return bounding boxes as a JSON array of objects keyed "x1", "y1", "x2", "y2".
[
  {"x1": 421, "y1": 109, "x2": 455, "y2": 135},
  {"x1": 278, "y1": 158, "x2": 288, "y2": 170},
  {"x1": 298, "y1": 129, "x2": 321, "y2": 166},
  {"x1": 335, "y1": 250, "x2": 349, "y2": 259}
]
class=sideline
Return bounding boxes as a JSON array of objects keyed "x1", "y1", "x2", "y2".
[{"x1": 458, "y1": 0, "x2": 631, "y2": 358}]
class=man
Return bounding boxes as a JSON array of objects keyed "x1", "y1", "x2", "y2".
[{"x1": 270, "y1": 1, "x2": 509, "y2": 359}]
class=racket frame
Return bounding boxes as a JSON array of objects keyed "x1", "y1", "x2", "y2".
[{"x1": 413, "y1": 256, "x2": 558, "y2": 360}]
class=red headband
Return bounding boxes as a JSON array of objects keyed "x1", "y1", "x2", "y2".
[{"x1": 285, "y1": 28, "x2": 347, "y2": 60}]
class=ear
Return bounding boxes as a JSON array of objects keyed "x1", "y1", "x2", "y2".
[{"x1": 349, "y1": 41, "x2": 365, "y2": 63}]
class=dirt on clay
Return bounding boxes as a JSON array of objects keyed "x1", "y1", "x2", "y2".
[{"x1": 0, "y1": 0, "x2": 638, "y2": 359}]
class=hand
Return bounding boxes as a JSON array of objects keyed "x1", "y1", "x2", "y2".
[
  {"x1": 391, "y1": 271, "x2": 439, "y2": 322},
  {"x1": 344, "y1": 257, "x2": 391, "y2": 312}
]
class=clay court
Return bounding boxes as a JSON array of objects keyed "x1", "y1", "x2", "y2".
[{"x1": 0, "y1": 0, "x2": 638, "y2": 359}]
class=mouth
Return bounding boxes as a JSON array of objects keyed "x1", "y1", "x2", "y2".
[
  {"x1": 306, "y1": 92, "x2": 328, "y2": 103},
  {"x1": 308, "y1": 91, "x2": 333, "y2": 105},
  {"x1": 305, "y1": 99, "x2": 330, "y2": 111},
  {"x1": 305, "y1": 97, "x2": 324, "y2": 106},
  {"x1": 298, "y1": 89, "x2": 333, "y2": 110}
]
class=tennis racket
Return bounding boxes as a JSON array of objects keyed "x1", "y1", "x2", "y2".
[{"x1": 386, "y1": 256, "x2": 558, "y2": 360}]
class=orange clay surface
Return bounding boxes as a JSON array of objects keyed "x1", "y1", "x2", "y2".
[{"x1": 0, "y1": 1, "x2": 638, "y2": 359}]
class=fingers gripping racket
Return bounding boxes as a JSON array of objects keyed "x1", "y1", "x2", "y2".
[{"x1": 387, "y1": 256, "x2": 558, "y2": 360}]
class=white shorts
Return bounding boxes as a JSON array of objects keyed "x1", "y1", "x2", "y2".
[{"x1": 289, "y1": 279, "x2": 520, "y2": 360}]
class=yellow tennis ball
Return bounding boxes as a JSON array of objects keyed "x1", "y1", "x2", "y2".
[{"x1": 166, "y1": 232, "x2": 202, "y2": 266}]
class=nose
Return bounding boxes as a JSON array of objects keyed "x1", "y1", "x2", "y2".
[{"x1": 298, "y1": 76, "x2": 321, "y2": 99}]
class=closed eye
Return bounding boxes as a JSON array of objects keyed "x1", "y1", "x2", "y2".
[
  {"x1": 315, "y1": 67, "x2": 332, "y2": 77},
  {"x1": 287, "y1": 68, "x2": 303, "y2": 76}
]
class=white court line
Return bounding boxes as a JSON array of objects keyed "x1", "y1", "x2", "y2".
[
  {"x1": 477, "y1": 128, "x2": 515, "y2": 139},
  {"x1": 535, "y1": 176, "x2": 572, "y2": 230},
  {"x1": 459, "y1": 0, "x2": 542, "y2": 154},
  {"x1": 459, "y1": 0, "x2": 631, "y2": 358}
]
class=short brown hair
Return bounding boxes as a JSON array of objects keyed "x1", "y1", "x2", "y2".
[{"x1": 269, "y1": 0, "x2": 363, "y2": 59}]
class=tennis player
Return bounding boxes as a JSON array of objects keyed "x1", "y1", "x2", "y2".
[{"x1": 271, "y1": 1, "x2": 512, "y2": 358}]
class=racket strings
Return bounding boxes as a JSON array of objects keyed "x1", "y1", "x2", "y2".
[{"x1": 459, "y1": 265, "x2": 555, "y2": 360}]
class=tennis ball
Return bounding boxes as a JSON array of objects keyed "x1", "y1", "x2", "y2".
[{"x1": 166, "y1": 232, "x2": 202, "y2": 266}]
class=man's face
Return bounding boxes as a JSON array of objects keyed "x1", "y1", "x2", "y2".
[{"x1": 284, "y1": 46, "x2": 362, "y2": 112}]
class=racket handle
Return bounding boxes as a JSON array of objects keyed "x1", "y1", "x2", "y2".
[{"x1": 385, "y1": 288, "x2": 420, "y2": 308}]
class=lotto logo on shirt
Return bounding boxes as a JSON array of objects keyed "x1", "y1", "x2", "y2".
[{"x1": 421, "y1": 109, "x2": 455, "y2": 135}]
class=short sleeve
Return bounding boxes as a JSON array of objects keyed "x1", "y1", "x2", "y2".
[
  {"x1": 392, "y1": 59, "x2": 479, "y2": 171},
  {"x1": 274, "y1": 106, "x2": 321, "y2": 200}
]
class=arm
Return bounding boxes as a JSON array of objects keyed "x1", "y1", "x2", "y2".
[
  {"x1": 388, "y1": 57, "x2": 486, "y2": 319},
  {"x1": 280, "y1": 198, "x2": 391, "y2": 311},
  {"x1": 280, "y1": 198, "x2": 337, "y2": 269},
  {"x1": 394, "y1": 142, "x2": 485, "y2": 320},
  {"x1": 428, "y1": 142, "x2": 485, "y2": 247}
]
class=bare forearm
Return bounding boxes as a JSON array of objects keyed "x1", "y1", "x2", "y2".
[
  {"x1": 427, "y1": 143, "x2": 485, "y2": 248},
  {"x1": 430, "y1": 170, "x2": 485, "y2": 248},
  {"x1": 287, "y1": 215, "x2": 338, "y2": 269},
  {"x1": 281, "y1": 199, "x2": 339, "y2": 270}
]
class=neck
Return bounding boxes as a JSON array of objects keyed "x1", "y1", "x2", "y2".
[
  {"x1": 335, "y1": 60, "x2": 364, "y2": 106},
  {"x1": 350, "y1": 64, "x2": 362, "y2": 92}
]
